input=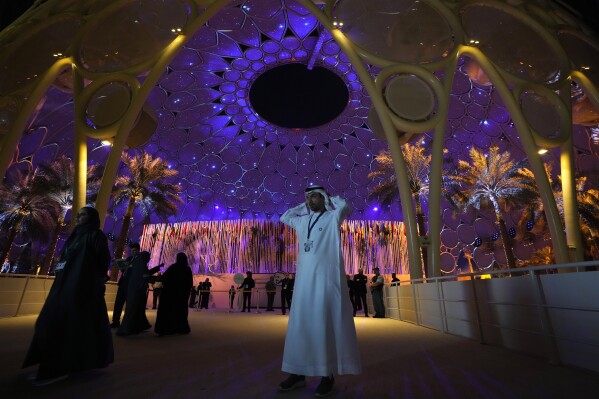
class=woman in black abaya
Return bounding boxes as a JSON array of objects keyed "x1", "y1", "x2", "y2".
[
  {"x1": 23, "y1": 206, "x2": 113, "y2": 385},
  {"x1": 154, "y1": 252, "x2": 193, "y2": 335},
  {"x1": 117, "y1": 251, "x2": 153, "y2": 336}
]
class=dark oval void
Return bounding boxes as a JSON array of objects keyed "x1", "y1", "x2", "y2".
[{"x1": 249, "y1": 63, "x2": 349, "y2": 129}]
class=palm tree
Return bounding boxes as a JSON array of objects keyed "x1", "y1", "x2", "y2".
[
  {"x1": 34, "y1": 156, "x2": 104, "y2": 274},
  {"x1": 518, "y1": 172, "x2": 599, "y2": 259},
  {"x1": 0, "y1": 168, "x2": 59, "y2": 269},
  {"x1": 576, "y1": 179, "x2": 599, "y2": 256},
  {"x1": 444, "y1": 146, "x2": 537, "y2": 270},
  {"x1": 518, "y1": 246, "x2": 555, "y2": 267},
  {"x1": 109, "y1": 151, "x2": 183, "y2": 280},
  {"x1": 368, "y1": 143, "x2": 432, "y2": 275}
]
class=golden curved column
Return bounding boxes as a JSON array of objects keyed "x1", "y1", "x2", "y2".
[
  {"x1": 299, "y1": 0, "x2": 426, "y2": 278},
  {"x1": 459, "y1": 46, "x2": 569, "y2": 264},
  {"x1": 0, "y1": 58, "x2": 72, "y2": 177},
  {"x1": 75, "y1": 0, "x2": 231, "y2": 227},
  {"x1": 1, "y1": 0, "x2": 597, "y2": 277}
]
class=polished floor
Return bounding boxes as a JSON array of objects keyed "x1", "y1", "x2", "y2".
[{"x1": 1, "y1": 309, "x2": 598, "y2": 399}]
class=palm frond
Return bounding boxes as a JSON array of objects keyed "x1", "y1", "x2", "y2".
[{"x1": 112, "y1": 151, "x2": 183, "y2": 221}]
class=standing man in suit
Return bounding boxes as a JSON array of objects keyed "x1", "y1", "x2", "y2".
[
  {"x1": 200, "y1": 278, "x2": 211, "y2": 309},
  {"x1": 238, "y1": 271, "x2": 255, "y2": 312},
  {"x1": 265, "y1": 276, "x2": 276, "y2": 311},
  {"x1": 352, "y1": 268, "x2": 369, "y2": 317}
]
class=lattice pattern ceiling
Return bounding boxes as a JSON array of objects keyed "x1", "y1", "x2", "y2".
[{"x1": 2, "y1": 0, "x2": 599, "y2": 272}]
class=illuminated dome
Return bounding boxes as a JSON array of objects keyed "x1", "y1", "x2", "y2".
[{"x1": 1, "y1": 0, "x2": 598, "y2": 276}]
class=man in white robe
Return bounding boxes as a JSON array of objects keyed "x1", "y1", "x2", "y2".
[{"x1": 278, "y1": 185, "x2": 361, "y2": 397}]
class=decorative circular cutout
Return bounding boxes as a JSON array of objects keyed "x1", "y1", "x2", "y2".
[
  {"x1": 334, "y1": 0, "x2": 456, "y2": 65},
  {"x1": 558, "y1": 29, "x2": 599, "y2": 88},
  {"x1": 0, "y1": 15, "x2": 81, "y2": 95},
  {"x1": 385, "y1": 74, "x2": 436, "y2": 121},
  {"x1": 85, "y1": 82, "x2": 132, "y2": 128},
  {"x1": 78, "y1": 0, "x2": 191, "y2": 74},
  {"x1": 518, "y1": 85, "x2": 570, "y2": 146},
  {"x1": 460, "y1": 3, "x2": 568, "y2": 84}
]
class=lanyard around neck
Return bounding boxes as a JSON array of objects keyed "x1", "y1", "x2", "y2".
[{"x1": 307, "y1": 212, "x2": 325, "y2": 240}]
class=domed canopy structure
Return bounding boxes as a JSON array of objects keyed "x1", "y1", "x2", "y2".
[{"x1": 1, "y1": 0, "x2": 598, "y2": 277}]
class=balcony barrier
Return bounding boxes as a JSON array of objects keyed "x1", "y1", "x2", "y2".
[{"x1": 383, "y1": 262, "x2": 599, "y2": 373}]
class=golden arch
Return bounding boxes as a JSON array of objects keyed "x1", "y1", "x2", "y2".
[{"x1": 1, "y1": 0, "x2": 598, "y2": 278}]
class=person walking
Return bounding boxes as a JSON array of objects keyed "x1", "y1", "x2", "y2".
[
  {"x1": 23, "y1": 207, "x2": 113, "y2": 385},
  {"x1": 155, "y1": 253, "x2": 193, "y2": 336},
  {"x1": 110, "y1": 242, "x2": 140, "y2": 328},
  {"x1": 117, "y1": 251, "x2": 153, "y2": 336}
]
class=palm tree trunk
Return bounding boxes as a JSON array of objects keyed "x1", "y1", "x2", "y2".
[
  {"x1": 414, "y1": 196, "x2": 429, "y2": 277},
  {"x1": 39, "y1": 215, "x2": 65, "y2": 275},
  {"x1": 109, "y1": 197, "x2": 136, "y2": 281},
  {"x1": 498, "y1": 219, "x2": 517, "y2": 270},
  {"x1": 0, "y1": 219, "x2": 21, "y2": 267}
]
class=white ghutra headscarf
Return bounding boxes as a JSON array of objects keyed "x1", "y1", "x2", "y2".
[{"x1": 304, "y1": 185, "x2": 333, "y2": 211}]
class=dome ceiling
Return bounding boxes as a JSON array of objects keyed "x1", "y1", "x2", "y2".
[{"x1": 2, "y1": 0, "x2": 599, "y2": 272}]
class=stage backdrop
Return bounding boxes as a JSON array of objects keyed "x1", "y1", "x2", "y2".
[{"x1": 140, "y1": 219, "x2": 409, "y2": 275}]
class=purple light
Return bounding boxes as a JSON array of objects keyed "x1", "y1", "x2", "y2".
[{"x1": 373, "y1": 207, "x2": 379, "y2": 212}]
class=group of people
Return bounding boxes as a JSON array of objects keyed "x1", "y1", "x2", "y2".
[
  {"x1": 23, "y1": 185, "x2": 390, "y2": 396},
  {"x1": 347, "y1": 268, "x2": 387, "y2": 318},
  {"x1": 223, "y1": 273, "x2": 294, "y2": 313},
  {"x1": 189, "y1": 278, "x2": 211, "y2": 309},
  {"x1": 23, "y1": 206, "x2": 194, "y2": 386},
  {"x1": 260, "y1": 274, "x2": 294, "y2": 313},
  {"x1": 111, "y1": 243, "x2": 193, "y2": 337}
]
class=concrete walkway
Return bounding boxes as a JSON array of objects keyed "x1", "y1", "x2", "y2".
[{"x1": 1, "y1": 309, "x2": 598, "y2": 399}]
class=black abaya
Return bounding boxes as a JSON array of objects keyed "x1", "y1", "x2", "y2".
[
  {"x1": 154, "y1": 261, "x2": 193, "y2": 335},
  {"x1": 23, "y1": 224, "x2": 113, "y2": 379},
  {"x1": 117, "y1": 252, "x2": 152, "y2": 335}
]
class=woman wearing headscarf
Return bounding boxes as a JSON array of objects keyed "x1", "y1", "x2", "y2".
[
  {"x1": 154, "y1": 252, "x2": 193, "y2": 335},
  {"x1": 23, "y1": 206, "x2": 113, "y2": 385},
  {"x1": 117, "y1": 250, "x2": 153, "y2": 336}
]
